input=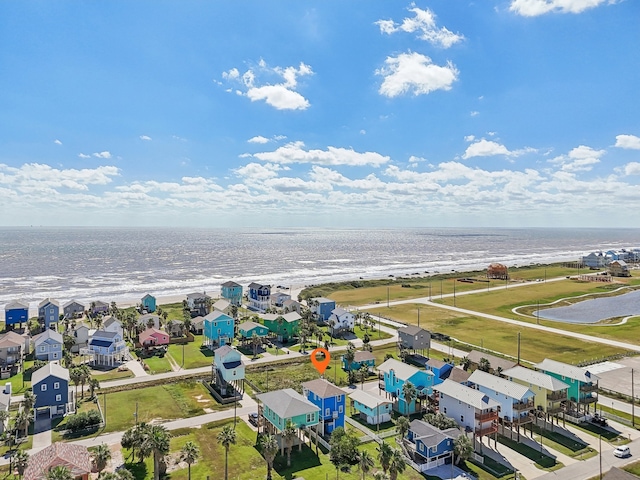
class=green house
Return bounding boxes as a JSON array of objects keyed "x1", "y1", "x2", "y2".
[
  {"x1": 261, "y1": 312, "x2": 301, "y2": 342},
  {"x1": 237, "y1": 320, "x2": 269, "y2": 340},
  {"x1": 535, "y1": 358, "x2": 599, "y2": 414},
  {"x1": 257, "y1": 388, "x2": 319, "y2": 435}
]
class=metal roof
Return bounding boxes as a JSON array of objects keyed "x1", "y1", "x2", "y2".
[
  {"x1": 434, "y1": 379, "x2": 500, "y2": 410},
  {"x1": 257, "y1": 388, "x2": 319, "y2": 420},
  {"x1": 502, "y1": 366, "x2": 570, "y2": 392},
  {"x1": 468, "y1": 370, "x2": 533, "y2": 400},
  {"x1": 535, "y1": 358, "x2": 600, "y2": 383}
]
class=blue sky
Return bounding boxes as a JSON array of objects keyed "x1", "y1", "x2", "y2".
[{"x1": 1, "y1": 0, "x2": 639, "y2": 227}]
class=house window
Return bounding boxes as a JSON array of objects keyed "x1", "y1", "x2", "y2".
[
  {"x1": 41, "y1": 384, "x2": 47, "y2": 391},
  {"x1": 443, "y1": 407, "x2": 447, "y2": 414},
  {"x1": 325, "y1": 408, "x2": 330, "y2": 416},
  {"x1": 306, "y1": 413, "x2": 314, "y2": 422},
  {"x1": 339, "y1": 405, "x2": 343, "y2": 414},
  {"x1": 227, "y1": 321, "x2": 230, "y2": 325},
  {"x1": 40, "y1": 346, "x2": 45, "y2": 352},
  {"x1": 54, "y1": 382, "x2": 60, "y2": 389},
  {"x1": 56, "y1": 394, "x2": 61, "y2": 402},
  {"x1": 53, "y1": 353, "x2": 58, "y2": 359},
  {"x1": 461, "y1": 415, "x2": 464, "y2": 422},
  {"x1": 217, "y1": 329, "x2": 221, "y2": 334}
]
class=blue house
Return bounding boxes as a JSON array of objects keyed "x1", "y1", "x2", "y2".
[
  {"x1": 221, "y1": 281, "x2": 243, "y2": 306},
  {"x1": 213, "y1": 345, "x2": 244, "y2": 396},
  {"x1": 203, "y1": 310, "x2": 235, "y2": 349},
  {"x1": 426, "y1": 359, "x2": 454, "y2": 385},
  {"x1": 407, "y1": 419, "x2": 460, "y2": 472},
  {"x1": 141, "y1": 294, "x2": 156, "y2": 313},
  {"x1": 82, "y1": 331, "x2": 129, "y2": 367},
  {"x1": 38, "y1": 298, "x2": 60, "y2": 329},
  {"x1": 33, "y1": 329, "x2": 64, "y2": 361},
  {"x1": 248, "y1": 283, "x2": 271, "y2": 312},
  {"x1": 302, "y1": 378, "x2": 346, "y2": 436},
  {"x1": 342, "y1": 350, "x2": 376, "y2": 372},
  {"x1": 348, "y1": 389, "x2": 393, "y2": 426},
  {"x1": 32, "y1": 362, "x2": 75, "y2": 418},
  {"x1": 5, "y1": 301, "x2": 29, "y2": 328},
  {"x1": 377, "y1": 358, "x2": 435, "y2": 415},
  {"x1": 311, "y1": 297, "x2": 336, "y2": 322}
]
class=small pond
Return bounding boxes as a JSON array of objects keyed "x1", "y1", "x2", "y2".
[{"x1": 537, "y1": 289, "x2": 640, "y2": 324}]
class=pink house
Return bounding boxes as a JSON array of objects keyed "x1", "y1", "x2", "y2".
[{"x1": 139, "y1": 328, "x2": 170, "y2": 347}]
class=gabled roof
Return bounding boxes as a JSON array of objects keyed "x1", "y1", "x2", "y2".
[
  {"x1": 141, "y1": 293, "x2": 156, "y2": 301},
  {"x1": 442, "y1": 367, "x2": 471, "y2": 384},
  {"x1": 261, "y1": 312, "x2": 301, "y2": 323},
  {"x1": 313, "y1": 297, "x2": 335, "y2": 304},
  {"x1": 283, "y1": 299, "x2": 300, "y2": 307},
  {"x1": 257, "y1": 388, "x2": 319, "y2": 420},
  {"x1": 213, "y1": 299, "x2": 230, "y2": 311},
  {"x1": 204, "y1": 310, "x2": 233, "y2": 322},
  {"x1": 221, "y1": 280, "x2": 242, "y2": 288},
  {"x1": 24, "y1": 442, "x2": 92, "y2": 480},
  {"x1": 33, "y1": 329, "x2": 63, "y2": 346},
  {"x1": 398, "y1": 325, "x2": 429, "y2": 336},
  {"x1": 409, "y1": 419, "x2": 459, "y2": 447},
  {"x1": 31, "y1": 362, "x2": 70, "y2": 385},
  {"x1": 466, "y1": 350, "x2": 516, "y2": 372},
  {"x1": 0, "y1": 331, "x2": 26, "y2": 349},
  {"x1": 535, "y1": 358, "x2": 600, "y2": 383},
  {"x1": 138, "y1": 313, "x2": 160, "y2": 324},
  {"x1": 302, "y1": 378, "x2": 344, "y2": 398},
  {"x1": 331, "y1": 307, "x2": 350, "y2": 317},
  {"x1": 378, "y1": 358, "x2": 433, "y2": 382},
  {"x1": 102, "y1": 315, "x2": 121, "y2": 329},
  {"x1": 353, "y1": 351, "x2": 375, "y2": 363},
  {"x1": 214, "y1": 345, "x2": 235, "y2": 358},
  {"x1": 92, "y1": 300, "x2": 109, "y2": 307},
  {"x1": 237, "y1": 320, "x2": 264, "y2": 332},
  {"x1": 187, "y1": 292, "x2": 210, "y2": 300},
  {"x1": 38, "y1": 298, "x2": 60, "y2": 308},
  {"x1": 139, "y1": 328, "x2": 167, "y2": 344},
  {"x1": 434, "y1": 379, "x2": 500, "y2": 410},
  {"x1": 5, "y1": 300, "x2": 29, "y2": 310},
  {"x1": 62, "y1": 299, "x2": 85, "y2": 309},
  {"x1": 503, "y1": 366, "x2": 570, "y2": 392},
  {"x1": 191, "y1": 316, "x2": 205, "y2": 327},
  {"x1": 468, "y1": 370, "x2": 533, "y2": 400},
  {"x1": 92, "y1": 330, "x2": 118, "y2": 340},
  {"x1": 248, "y1": 282, "x2": 269, "y2": 290},
  {"x1": 426, "y1": 358, "x2": 448, "y2": 369},
  {"x1": 348, "y1": 389, "x2": 392, "y2": 409}
]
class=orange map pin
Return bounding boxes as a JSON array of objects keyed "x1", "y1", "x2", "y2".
[{"x1": 310, "y1": 348, "x2": 331, "y2": 375}]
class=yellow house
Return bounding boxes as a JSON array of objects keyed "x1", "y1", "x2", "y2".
[{"x1": 503, "y1": 366, "x2": 569, "y2": 418}]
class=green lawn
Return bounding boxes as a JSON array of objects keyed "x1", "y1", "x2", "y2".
[
  {"x1": 497, "y1": 434, "x2": 562, "y2": 470},
  {"x1": 167, "y1": 335, "x2": 213, "y2": 369},
  {"x1": 141, "y1": 354, "x2": 173, "y2": 374},
  {"x1": 51, "y1": 398, "x2": 102, "y2": 443},
  {"x1": 529, "y1": 423, "x2": 595, "y2": 458},
  {"x1": 91, "y1": 367, "x2": 135, "y2": 382}
]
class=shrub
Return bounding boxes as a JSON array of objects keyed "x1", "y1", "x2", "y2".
[{"x1": 65, "y1": 410, "x2": 102, "y2": 432}]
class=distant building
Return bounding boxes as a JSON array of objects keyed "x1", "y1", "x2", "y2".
[
  {"x1": 63, "y1": 299, "x2": 85, "y2": 319},
  {"x1": 487, "y1": 263, "x2": 508, "y2": 280},
  {"x1": 0, "y1": 331, "x2": 28, "y2": 374},
  {"x1": 261, "y1": 312, "x2": 301, "y2": 342},
  {"x1": 138, "y1": 313, "x2": 160, "y2": 330},
  {"x1": 582, "y1": 252, "x2": 607, "y2": 269},
  {"x1": 270, "y1": 292, "x2": 291, "y2": 308},
  {"x1": 186, "y1": 292, "x2": 212, "y2": 317},
  {"x1": 38, "y1": 298, "x2": 60, "y2": 329},
  {"x1": 328, "y1": 308, "x2": 355, "y2": 336},
  {"x1": 283, "y1": 299, "x2": 302, "y2": 314},
  {"x1": 4, "y1": 300, "x2": 29, "y2": 328},
  {"x1": 32, "y1": 329, "x2": 63, "y2": 362},
  {"x1": 609, "y1": 260, "x2": 631, "y2": 277},
  {"x1": 71, "y1": 325, "x2": 89, "y2": 354},
  {"x1": 310, "y1": 297, "x2": 336, "y2": 322},
  {"x1": 212, "y1": 299, "x2": 232, "y2": 315},
  {"x1": 213, "y1": 346, "x2": 245, "y2": 396},
  {"x1": 102, "y1": 315, "x2": 124, "y2": 338},
  {"x1": 398, "y1": 325, "x2": 431, "y2": 352},
  {"x1": 221, "y1": 281, "x2": 243, "y2": 307},
  {"x1": 203, "y1": 310, "x2": 235, "y2": 348},
  {"x1": 237, "y1": 321, "x2": 269, "y2": 341},
  {"x1": 141, "y1": 294, "x2": 157, "y2": 313},
  {"x1": 348, "y1": 389, "x2": 393, "y2": 425},
  {"x1": 343, "y1": 350, "x2": 375, "y2": 372},
  {"x1": 248, "y1": 283, "x2": 271, "y2": 312},
  {"x1": 139, "y1": 328, "x2": 170, "y2": 348},
  {"x1": 90, "y1": 300, "x2": 109, "y2": 316},
  {"x1": 466, "y1": 350, "x2": 516, "y2": 374}
]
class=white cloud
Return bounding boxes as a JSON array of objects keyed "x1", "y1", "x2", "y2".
[
  {"x1": 93, "y1": 151, "x2": 112, "y2": 159},
  {"x1": 623, "y1": 162, "x2": 640, "y2": 176},
  {"x1": 509, "y1": 0, "x2": 614, "y2": 16},
  {"x1": 78, "y1": 153, "x2": 91, "y2": 159},
  {"x1": 464, "y1": 135, "x2": 476, "y2": 142},
  {"x1": 548, "y1": 145, "x2": 605, "y2": 172},
  {"x1": 248, "y1": 136, "x2": 270, "y2": 144},
  {"x1": 139, "y1": 135, "x2": 152, "y2": 141},
  {"x1": 615, "y1": 134, "x2": 640, "y2": 150},
  {"x1": 252, "y1": 141, "x2": 390, "y2": 167},
  {"x1": 376, "y1": 52, "x2": 458, "y2": 98},
  {"x1": 375, "y1": 6, "x2": 464, "y2": 48},
  {"x1": 222, "y1": 61, "x2": 313, "y2": 111},
  {"x1": 54, "y1": 139, "x2": 62, "y2": 145},
  {"x1": 470, "y1": 111, "x2": 479, "y2": 117},
  {"x1": 234, "y1": 163, "x2": 283, "y2": 181},
  {"x1": 463, "y1": 139, "x2": 536, "y2": 160},
  {"x1": 360, "y1": 130, "x2": 367, "y2": 135},
  {"x1": 0, "y1": 163, "x2": 119, "y2": 193}
]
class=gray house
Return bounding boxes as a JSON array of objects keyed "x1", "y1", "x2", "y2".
[
  {"x1": 63, "y1": 300, "x2": 85, "y2": 319},
  {"x1": 398, "y1": 325, "x2": 431, "y2": 352},
  {"x1": 72, "y1": 324, "x2": 90, "y2": 353},
  {"x1": 38, "y1": 298, "x2": 60, "y2": 329},
  {"x1": 32, "y1": 362, "x2": 75, "y2": 418},
  {"x1": 32, "y1": 329, "x2": 64, "y2": 362}
]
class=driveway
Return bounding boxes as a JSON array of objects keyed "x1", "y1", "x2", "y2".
[{"x1": 31, "y1": 414, "x2": 52, "y2": 452}]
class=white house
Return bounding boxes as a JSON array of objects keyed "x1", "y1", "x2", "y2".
[
  {"x1": 328, "y1": 307, "x2": 355, "y2": 335},
  {"x1": 213, "y1": 346, "x2": 244, "y2": 396},
  {"x1": 102, "y1": 316, "x2": 124, "y2": 338}
]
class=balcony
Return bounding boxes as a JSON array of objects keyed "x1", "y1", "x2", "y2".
[
  {"x1": 548, "y1": 390, "x2": 568, "y2": 401},
  {"x1": 476, "y1": 423, "x2": 498, "y2": 437},
  {"x1": 579, "y1": 394, "x2": 597, "y2": 404},
  {"x1": 512, "y1": 414, "x2": 533, "y2": 425},
  {"x1": 513, "y1": 400, "x2": 534, "y2": 412},
  {"x1": 475, "y1": 410, "x2": 499, "y2": 422},
  {"x1": 546, "y1": 406, "x2": 565, "y2": 415},
  {"x1": 579, "y1": 383, "x2": 598, "y2": 393}
]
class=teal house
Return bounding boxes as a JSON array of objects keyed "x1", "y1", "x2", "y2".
[
  {"x1": 342, "y1": 350, "x2": 375, "y2": 372},
  {"x1": 203, "y1": 310, "x2": 235, "y2": 349},
  {"x1": 535, "y1": 358, "x2": 599, "y2": 414},
  {"x1": 221, "y1": 281, "x2": 243, "y2": 307},
  {"x1": 237, "y1": 320, "x2": 269, "y2": 340},
  {"x1": 141, "y1": 294, "x2": 156, "y2": 313},
  {"x1": 377, "y1": 358, "x2": 434, "y2": 415}
]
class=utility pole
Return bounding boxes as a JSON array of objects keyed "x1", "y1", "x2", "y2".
[
  {"x1": 599, "y1": 434, "x2": 602, "y2": 480},
  {"x1": 453, "y1": 279, "x2": 456, "y2": 307},
  {"x1": 517, "y1": 332, "x2": 521, "y2": 365},
  {"x1": 417, "y1": 307, "x2": 420, "y2": 327},
  {"x1": 387, "y1": 287, "x2": 390, "y2": 308},
  {"x1": 633, "y1": 369, "x2": 635, "y2": 427}
]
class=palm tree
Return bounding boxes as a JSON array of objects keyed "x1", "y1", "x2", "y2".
[
  {"x1": 13, "y1": 449, "x2": 29, "y2": 478},
  {"x1": 14, "y1": 409, "x2": 32, "y2": 438},
  {"x1": 88, "y1": 378, "x2": 100, "y2": 399},
  {"x1": 357, "y1": 449, "x2": 374, "y2": 480},
  {"x1": 100, "y1": 470, "x2": 135, "y2": 480},
  {"x1": 377, "y1": 441, "x2": 393, "y2": 474},
  {"x1": 359, "y1": 364, "x2": 369, "y2": 389},
  {"x1": 395, "y1": 416, "x2": 410, "y2": 439},
  {"x1": 22, "y1": 390, "x2": 36, "y2": 412},
  {"x1": 146, "y1": 425, "x2": 171, "y2": 480},
  {"x1": 478, "y1": 357, "x2": 491, "y2": 372},
  {"x1": 282, "y1": 419, "x2": 297, "y2": 467},
  {"x1": 460, "y1": 356, "x2": 471, "y2": 371},
  {"x1": 251, "y1": 332, "x2": 261, "y2": 359},
  {"x1": 260, "y1": 433, "x2": 279, "y2": 480},
  {"x1": 78, "y1": 364, "x2": 91, "y2": 399},
  {"x1": 180, "y1": 441, "x2": 200, "y2": 480},
  {"x1": 401, "y1": 381, "x2": 417, "y2": 417},
  {"x1": 45, "y1": 466, "x2": 73, "y2": 480},
  {"x1": 453, "y1": 434, "x2": 473, "y2": 465},
  {"x1": 217, "y1": 424, "x2": 237, "y2": 480},
  {"x1": 91, "y1": 443, "x2": 111, "y2": 475},
  {"x1": 70, "y1": 366, "x2": 83, "y2": 400},
  {"x1": 387, "y1": 448, "x2": 406, "y2": 480},
  {"x1": 372, "y1": 472, "x2": 389, "y2": 480},
  {"x1": 121, "y1": 423, "x2": 149, "y2": 463}
]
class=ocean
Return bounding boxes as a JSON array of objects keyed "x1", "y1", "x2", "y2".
[{"x1": 0, "y1": 227, "x2": 638, "y2": 309}]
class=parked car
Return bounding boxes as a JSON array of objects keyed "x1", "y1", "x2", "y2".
[
  {"x1": 614, "y1": 446, "x2": 631, "y2": 458},
  {"x1": 592, "y1": 413, "x2": 608, "y2": 427},
  {"x1": 248, "y1": 413, "x2": 259, "y2": 426}
]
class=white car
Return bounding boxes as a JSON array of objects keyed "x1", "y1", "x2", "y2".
[{"x1": 614, "y1": 446, "x2": 631, "y2": 458}]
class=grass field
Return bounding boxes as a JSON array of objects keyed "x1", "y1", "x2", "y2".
[
  {"x1": 91, "y1": 367, "x2": 135, "y2": 382},
  {"x1": 141, "y1": 354, "x2": 173, "y2": 374},
  {"x1": 167, "y1": 335, "x2": 213, "y2": 369},
  {"x1": 364, "y1": 303, "x2": 628, "y2": 365},
  {"x1": 497, "y1": 434, "x2": 562, "y2": 470}
]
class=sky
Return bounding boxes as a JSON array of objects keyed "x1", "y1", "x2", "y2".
[{"x1": 1, "y1": 0, "x2": 639, "y2": 228}]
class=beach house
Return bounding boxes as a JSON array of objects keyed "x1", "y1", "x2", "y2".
[
  {"x1": 328, "y1": 307, "x2": 355, "y2": 336},
  {"x1": 71, "y1": 324, "x2": 89, "y2": 353},
  {"x1": 213, "y1": 345, "x2": 244, "y2": 396},
  {"x1": 398, "y1": 325, "x2": 431, "y2": 353},
  {"x1": 468, "y1": 370, "x2": 535, "y2": 429},
  {"x1": 609, "y1": 260, "x2": 631, "y2": 277},
  {"x1": 138, "y1": 328, "x2": 170, "y2": 348},
  {"x1": 32, "y1": 362, "x2": 75, "y2": 417},
  {"x1": 102, "y1": 315, "x2": 124, "y2": 338},
  {"x1": 433, "y1": 379, "x2": 499, "y2": 441},
  {"x1": 406, "y1": 419, "x2": 460, "y2": 472},
  {"x1": 535, "y1": 358, "x2": 599, "y2": 415},
  {"x1": 503, "y1": 366, "x2": 569, "y2": 419},
  {"x1": 82, "y1": 330, "x2": 129, "y2": 366},
  {"x1": 141, "y1": 294, "x2": 156, "y2": 313},
  {"x1": 0, "y1": 331, "x2": 28, "y2": 375},
  {"x1": 426, "y1": 359, "x2": 454, "y2": 386},
  {"x1": 186, "y1": 292, "x2": 211, "y2": 316},
  {"x1": 261, "y1": 312, "x2": 301, "y2": 342},
  {"x1": 138, "y1": 313, "x2": 161, "y2": 330},
  {"x1": 221, "y1": 281, "x2": 243, "y2": 306},
  {"x1": 582, "y1": 252, "x2": 607, "y2": 269},
  {"x1": 4, "y1": 300, "x2": 29, "y2": 328},
  {"x1": 24, "y1": 443, "x2": 91, "y2": 480},
  {"x1": 302, "y1": 378, "x2": 346, "y2": 436},
  {"x1": 310, "y1": 297, "x2": 336, "y2": 322},
  {"x1": 38, "y1": 298, "x2": 60, "y2": 329},
  {"x1": 90, "y1": 300, "x2": 109, "y2": 316},
  {"x1": 342, "y1": 350, "x2": 376, "y2": 372},
  {"x1": 63, "y1": 299, "x2": 85, "y2": 319},
  {"x1": 190, "y1": 316, "x2": 205, "y2": 334},
  {"x1": 270, "y1": 292, "x2": 291, "y2": 308},
  {"x1": 283, "y1": 299, "x2": 302, "y2": 314},
  {"x1": 203, "y1": 310, "x2": 235, "y2": 349},
  {"x1": 466, "y1": 350, "x2": 516, "y2": 374},
  {"x1": 377, "y1": 358, "x2": 434, "y2": 415},
  {"x1": 212, "y1": 299, "x2": 232, "y2": 316},
  {"x1": 32, "y1": 329, "x2": 64, "y2": 362},
  {"x1": 487, "y1": 263, "x2": 509, "y2": 280},
  {"x1": 237, "y1": 320, "x2": 269, "y2": 341},
  {"x1": 0, "y1": 385, "x2": 10, "y2": 434},
  {"x1": 348, "y1": 389, "x2": 393, "y2": 426},
  {"x1": 248, "y1": 283, "x2": 271, "y2": 312}
]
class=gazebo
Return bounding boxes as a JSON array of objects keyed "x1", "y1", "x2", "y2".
[{"x1": 487, "y1": 263, "x2": 508, "y2": 280}]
